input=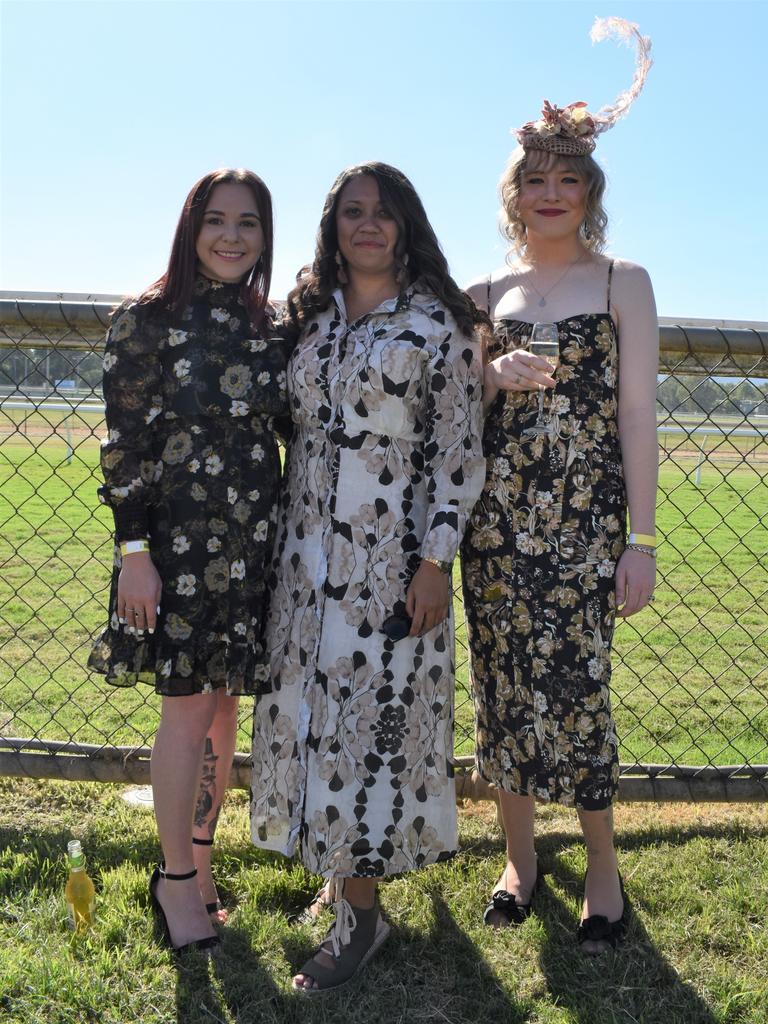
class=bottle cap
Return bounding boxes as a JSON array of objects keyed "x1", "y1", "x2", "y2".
[{"x1": 67, "y1": 839, "x2": 85, "y2": 866}]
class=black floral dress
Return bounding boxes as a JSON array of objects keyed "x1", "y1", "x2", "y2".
[
  {"x1": 89, "y1": 276, "x2": 291, "y2": 696},
  {"x1": 461, "y1": 294, "x2": 625, "y2": 810}
]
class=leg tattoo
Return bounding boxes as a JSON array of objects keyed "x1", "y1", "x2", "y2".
[{"x1": 194, "y1": 738, "x2": 218, "y2": 831}]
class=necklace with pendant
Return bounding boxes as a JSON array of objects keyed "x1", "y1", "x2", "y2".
[{"x1": 525, "y1": 256, "x2": 584, "y2": 308}]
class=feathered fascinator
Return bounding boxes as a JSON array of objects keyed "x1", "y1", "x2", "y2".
[{"x1": 516, "y1": 16, "x2": 653, "y2": 156}]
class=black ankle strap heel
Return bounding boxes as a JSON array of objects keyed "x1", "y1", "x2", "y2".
[
  {"x1": 191, "y1": 839, "x2": 226, "y2": 917},
  {"x1": 158, "y1": 864, "x2": 198, "y2": 881},
  {"x1": 149, "y1": 864, "x2": 220, "y2": 955}
]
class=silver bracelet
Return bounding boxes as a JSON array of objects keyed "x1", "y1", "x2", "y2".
[{"x1": 625, "y1": 542, "x2": 656, "y2": 558}]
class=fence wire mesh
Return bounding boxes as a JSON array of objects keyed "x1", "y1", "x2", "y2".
[{"x1": 1, "y1": 298, "x2": 767, "y2": 800}]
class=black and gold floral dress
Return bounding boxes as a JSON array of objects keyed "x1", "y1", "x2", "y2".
[
  {"x1": 89, "y1": 276, "x2": 291, "y2": 696},
  {"x1": 461, "y1": 272, "x2": 625, "y2": 810}
]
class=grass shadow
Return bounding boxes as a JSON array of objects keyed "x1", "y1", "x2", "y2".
[
  {"x1": 262, "y1": 881, "x2": 531, "y2": 1024},
  {"x1": 172, "y1": 951, "x2": 228, "y2": 1024},
  {"x1": 459, "y1": 816, "x2": 768, "y2": 866},
  {"x1": 421, "y1": 889, "x2": 531, "y2": 1023},
  {"x1": 211, "y1": 922, "x2": 296, "y2": 1024},
  {"x1": 536, "y1": 862, "x2": 720, "y2": 1024}
]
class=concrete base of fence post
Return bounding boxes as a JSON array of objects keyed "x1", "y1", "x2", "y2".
[{"x1": 2, "y1": 746, "x2": 768, "y2": 802}]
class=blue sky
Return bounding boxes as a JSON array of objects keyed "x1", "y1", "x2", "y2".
[{"x1": 2, "y1": 0, "x2": 766, "y2": 320}]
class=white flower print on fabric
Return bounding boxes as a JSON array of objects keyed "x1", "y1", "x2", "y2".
[
  {"x1": 176, "y1": 574, "x2": 196, "y2": 597},
  {"x1": 88, "y1": 277, "x2": 292, "y2": 696}
]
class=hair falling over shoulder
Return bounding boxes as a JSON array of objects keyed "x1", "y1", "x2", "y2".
[
  {"x1": 284, "y1": 162, "x2": 491, "y2": 343},
  {"x1": 138, "y1": 168, "x2": 274, "y2": 332},
  {"x1": 499, "y1": 147, "x2": 608, "y2": 257}
]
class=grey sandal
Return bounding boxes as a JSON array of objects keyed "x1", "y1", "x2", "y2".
[
  {"x1": 289, "y1": 883, "x2": 332, "y2": 925},
  {"x1": 293, "y1": 888, "x2": 390, "y2": 995}
]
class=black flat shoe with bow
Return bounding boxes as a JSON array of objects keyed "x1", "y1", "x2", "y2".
[
  {"x1": 577, "y1": 872, "x2": 628, "y2": 954},
  {"x1": 483, "y1": 863, "x2": 544, "y2": 928}
]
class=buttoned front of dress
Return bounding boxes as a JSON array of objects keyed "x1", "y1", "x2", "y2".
[{"x1": 250, "y1": 285, "x2": 485, "y2": 877}]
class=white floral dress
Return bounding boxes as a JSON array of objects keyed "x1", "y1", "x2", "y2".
[{"x1": 250, "y1": 285, "x2": 485, "y2": 877}]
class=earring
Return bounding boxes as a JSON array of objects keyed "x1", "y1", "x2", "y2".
[
  {"x1": 395, "y1": 252, "x2": 410, "y2": 286},
  {"x1": 335, "y1": 250, "x2": 348, "y2": 285}
]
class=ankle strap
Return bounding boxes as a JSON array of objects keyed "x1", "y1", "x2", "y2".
[
  {"x1": 159, "y1": 864, "x2": 198, "y2": 881},
  {"x1": 192, "y1": 837, "x2": 214, "y2": 846}
]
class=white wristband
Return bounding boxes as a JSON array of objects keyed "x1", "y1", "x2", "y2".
[{"x1": 120, "y1": 539, "x2": 150, "y2": 556}]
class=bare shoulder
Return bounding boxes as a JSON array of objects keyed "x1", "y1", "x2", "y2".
[
  {"x1": 610, "y1": 257, "x2": 653, "y2": 290},
  {"x1": 608, "y1": 257, "x2": 657, "y2": 344},
  {"x1": 464, "y1": 267, "x2": 514, "y2": 313}
]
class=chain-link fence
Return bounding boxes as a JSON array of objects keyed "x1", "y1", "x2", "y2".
[{"x1": 1, "y1": 297, "x2": 767, "y2": 801}]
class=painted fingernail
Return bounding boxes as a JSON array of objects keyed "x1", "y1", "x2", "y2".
[
  {"x1": 148, "y1": 628, "x2": 155, "y2": 635},
  {"x1": 118, "y1": 617, "x2": 126, "y2": 624},
  {"x1": 156, "y1": 606, "x2": 161, "y2": 614}
]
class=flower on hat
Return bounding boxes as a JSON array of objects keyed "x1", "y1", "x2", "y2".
[
  {"x1": 518, "y1": 100, "x2": 596, "y2": 146},
  {"x1": 512, "y1": 17, "x2": 652, "y2": 156},
  {"x1": 562, "y1": 102, "x2": 595, "y2": 137}
]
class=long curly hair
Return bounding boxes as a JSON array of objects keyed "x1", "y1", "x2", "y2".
[
  {"x1": 499, "y1": 147, "x2": 608, "y2": 256},
  {"x1": 139, "y1": 168, "x2": 274, "y2": 330},
  {"x1": 285, "y1": 162, "x2": 489, "y2": 340}
]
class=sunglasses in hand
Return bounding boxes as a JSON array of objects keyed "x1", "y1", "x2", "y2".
[{"x1": 380, "y1": 613, "x2": 413, "y2": 642}]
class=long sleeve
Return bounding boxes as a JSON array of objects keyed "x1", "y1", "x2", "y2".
[
  {"x1": 98, "y1": 301, "x2": 163, "y2": 541},
  {"x1": 263, "y1": 315, "x2": 296, "y2": 446},
  {"x1": 248, "y1": 332, "x2": 293, "y2": 442},
  {"x1": 420, "y1": 312, "x2": 486, "y2": 565}
]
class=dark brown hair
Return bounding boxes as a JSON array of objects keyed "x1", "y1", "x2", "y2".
[
  {"x1": 140, "y1": 168, "x2": 273, "y2": 330},
  {"x1": 285, "y1": 162, "x2": 490, "y2": 340},
  {"x1": 499, "y1": 147, "x2": 608, "y2": 255}
]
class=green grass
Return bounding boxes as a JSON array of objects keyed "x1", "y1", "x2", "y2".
[
  {"x1": 1, "y1": 778, "x2": 766, "y2": 1023},
  {"x1": 1, "y1": 436, "x2": 767, "y2": 769}
]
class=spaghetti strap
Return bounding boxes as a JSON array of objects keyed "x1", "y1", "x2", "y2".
[
  {"x1": 486, "y1": 275, "x2": 493, "y2": 315},
  {"x1": 607, "y1": 260, "x2": 615, "y2": 313}
]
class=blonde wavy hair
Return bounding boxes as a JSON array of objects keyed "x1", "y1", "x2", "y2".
[{"x1": 499, "y1": 147, "x2": 608, "y2": 257}]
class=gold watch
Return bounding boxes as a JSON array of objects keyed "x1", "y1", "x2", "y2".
[{"x1": 421, "y1": 556, "x2": 453, "y2": 575}]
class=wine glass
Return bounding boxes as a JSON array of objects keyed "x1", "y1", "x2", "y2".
[{"x1": 524, "y1": 322, "x2": 559, "y2": 435}]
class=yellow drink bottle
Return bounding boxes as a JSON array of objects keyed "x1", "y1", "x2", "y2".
[{"x1": 65, "y1": 840, "x2": 95, "y2": 931}]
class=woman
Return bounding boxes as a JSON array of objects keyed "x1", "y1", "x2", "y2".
[
  {"x1": 89, "y1": 168, "x2": 290, "y2": 953},
  {"x1": 250, "y1": 162, "x2": 486, "y2": 991},
  {"x1": 461, "y1": 19, "x2": 657, "y2": 954}
]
